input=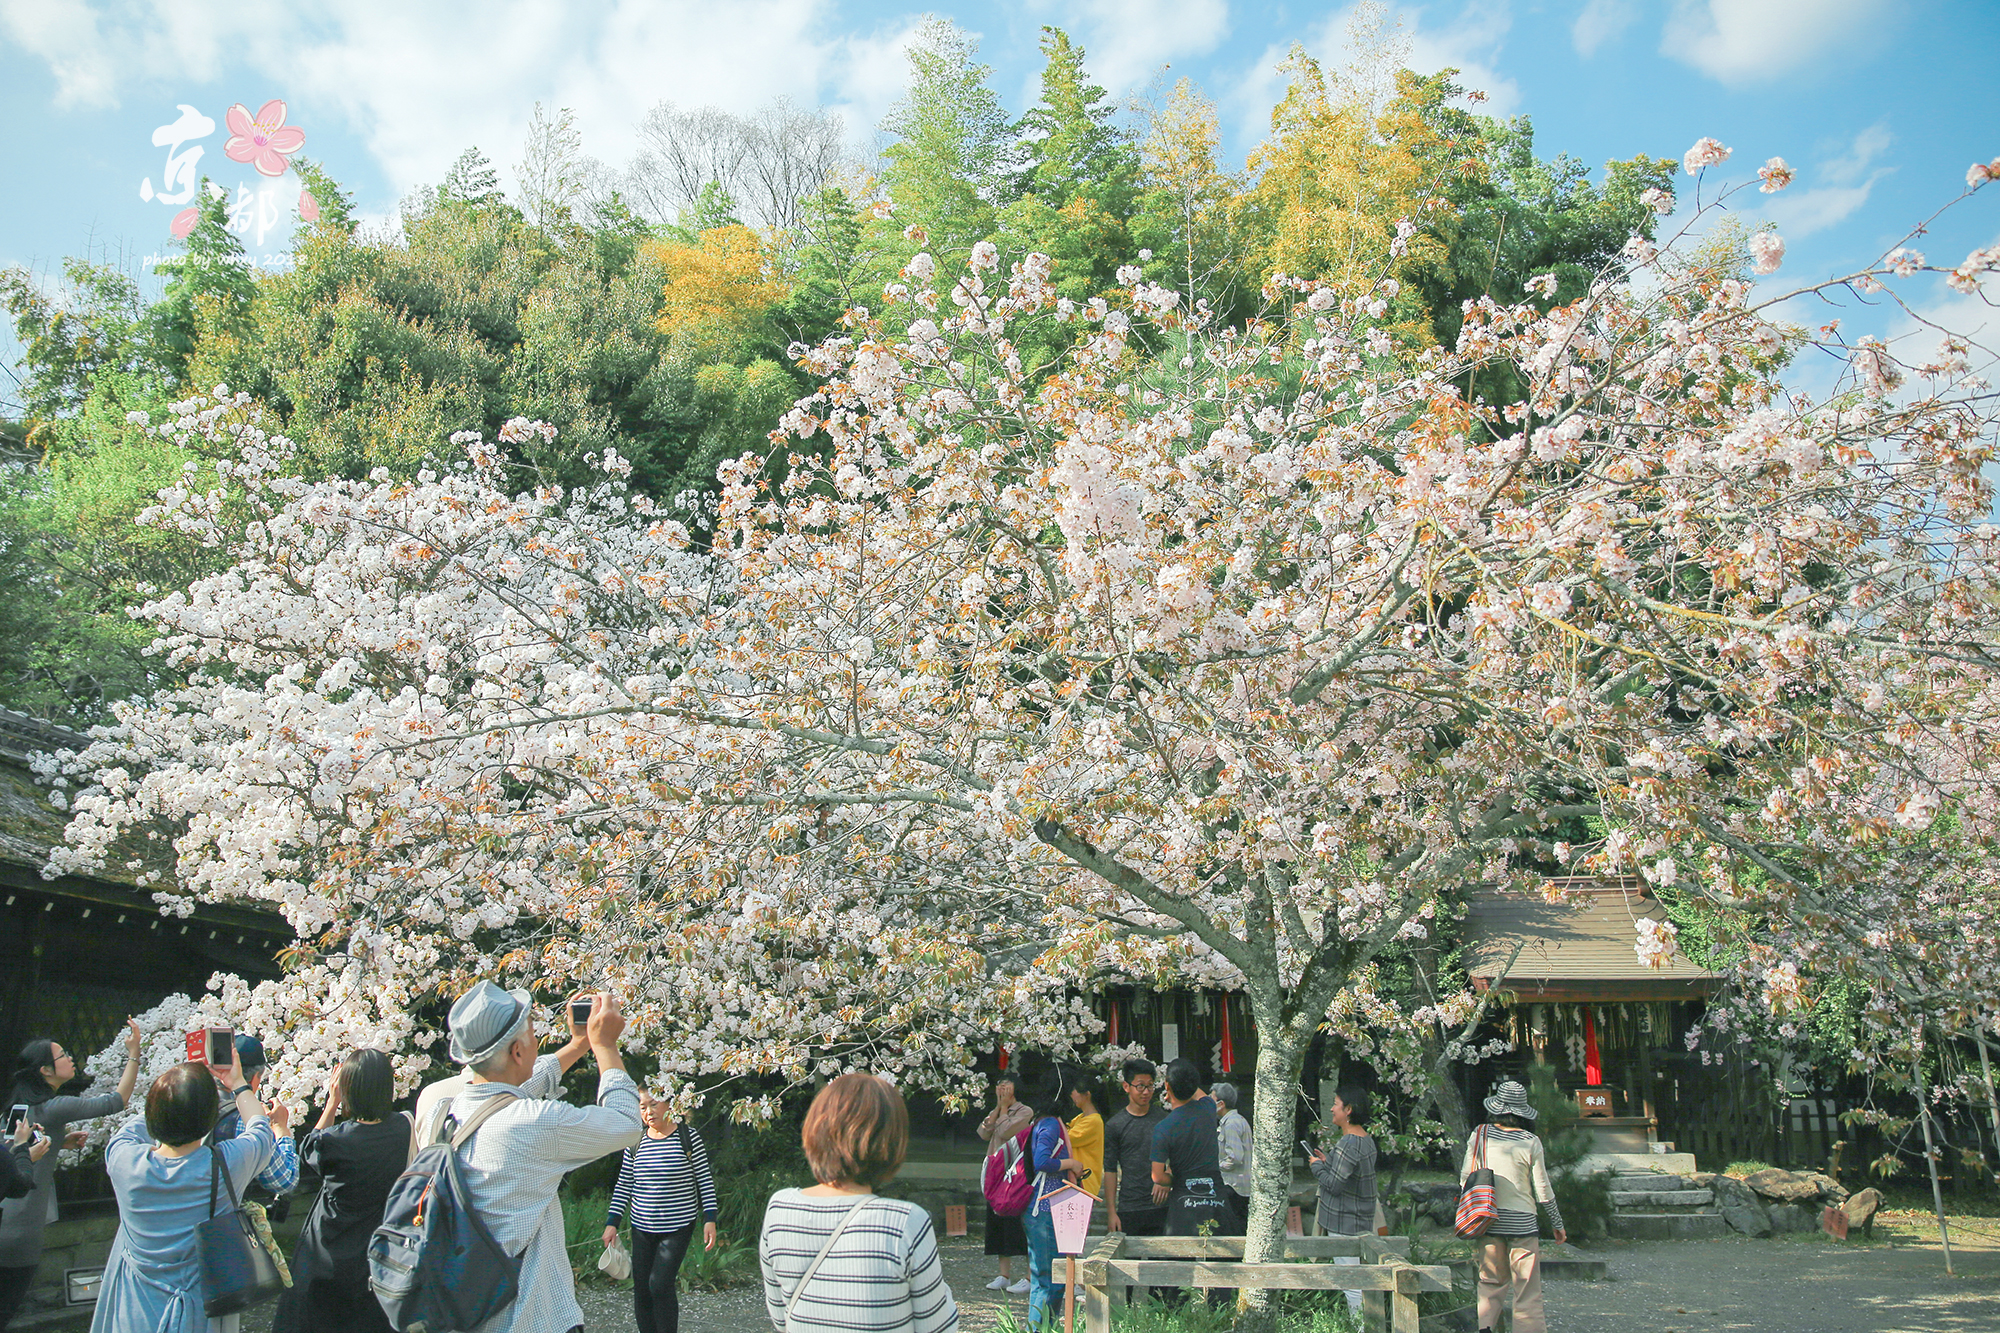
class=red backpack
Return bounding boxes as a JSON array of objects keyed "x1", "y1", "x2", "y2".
[{"x1": 982, "y1": 1124, "x2": 1036, "y2": 1217}]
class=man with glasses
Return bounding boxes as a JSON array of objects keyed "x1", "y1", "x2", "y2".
[{"x1": 1101, "y1": 1058, "x2": 1165, "y2": 1304}]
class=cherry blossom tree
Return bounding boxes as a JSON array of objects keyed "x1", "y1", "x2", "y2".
[{"x1": 49, "y1": 141, "x2": 2000, "y2": 1316}]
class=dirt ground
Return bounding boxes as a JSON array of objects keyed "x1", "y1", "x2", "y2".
[{"x1": 227, "y1": 1211, "x2": 2000, "y2": 1333}]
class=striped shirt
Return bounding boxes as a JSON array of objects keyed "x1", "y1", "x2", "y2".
[
  {"x1": 1461, "y1": 1125, "x2": 1565, "y2": 1237},
  {"x1": 759, "y1": 1190, "x2": 958, "y2": 1333},
  {"x1": 608, "y1": 1126, "x2": 718, "y2": 1233}
]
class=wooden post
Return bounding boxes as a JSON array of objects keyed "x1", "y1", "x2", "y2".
[
  {"x1": 1079, "y1": 1234, "x2": 1122, "y2": 1333},
  {"x1": 1390, "y1": 1263, "x2": 1420, "y2": 1333},
  {"x1": 1914, "y1": 1047, "x2": 1955, "y2": 1276},
  {"x1": 1065, "y1": 1256, "x2": 1077, "y2": 1333}
]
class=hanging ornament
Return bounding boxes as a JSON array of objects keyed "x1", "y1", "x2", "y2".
[
  {"x1": 1108, "y1": 999, "x2": 1121, "y2": 1047},
  {"x1": 1584, "y1": 1008, "x2": 1603, "y2": 1086},
  {"x1": 1219, "y1": 996, "x2": 1236, "y2": 1073},
  {"x1": 998, "y1": 1043, "x2": 1009, "y2": 1071}
]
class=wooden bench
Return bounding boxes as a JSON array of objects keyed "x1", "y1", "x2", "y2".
[{"x1": 1075, "y1": 1234, "x2": 1453, "y2": 1333}]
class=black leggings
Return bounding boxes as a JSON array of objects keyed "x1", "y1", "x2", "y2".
[
  {"x1": 0, "y1": 1264, "x2": 36, "y2": 1331},
  {"x1": 631, "y1": 1225, "x2": 694, "y2": 1333}
]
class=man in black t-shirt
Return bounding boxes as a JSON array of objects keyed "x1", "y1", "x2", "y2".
[
  {"x1": 1151, "y1": 1058, "x2": 1238, "y2": 1308},
  {"x1": 1101, "y1": 1058, "x2": 1165, "y2": 1305}
]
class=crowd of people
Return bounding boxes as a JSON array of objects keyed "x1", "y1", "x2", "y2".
[{"x1": 0, "y1": 999, "x2": 1565, "y2": 1333}]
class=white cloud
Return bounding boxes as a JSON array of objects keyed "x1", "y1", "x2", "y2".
[
  {"x1": 1225, "y1": 1, "x2": 1518, "y2": 159},
  {"x1": 1659, "y1": 0, "x2": 1891, "y2": 86},
  {"x1": 1039, "y1": 0, "x2": 1233, "y2": 96},
  {"x1": 1571, "y1": 0, "x2": 1637, "y2": 58},
  {"x1": 1758, "y1": 122, "x2": 1892, "y2": 238},
  {"x1": 0, "y1": 0, "x2": 116, "y2": 106},
  {"x1": 1, "y1": 0, "x2": 920, "y2": 198}
]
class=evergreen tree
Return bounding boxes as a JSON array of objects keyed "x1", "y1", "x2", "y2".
[
  {"x1": 1012, "y1": 27, "x2": 1136, "y2": 212},
  {"x1": 878, "y1": 18, "x2": 1010, "y2": 251},
  {"x1": 147, "y1": 185, "x2": 258, "y2": 381},
  {"x1": 439, "y1": 147, "x2": 504, "y2": 205}
]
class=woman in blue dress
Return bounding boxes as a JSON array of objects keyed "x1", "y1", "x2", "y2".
[{"x1": 91, "y1": 1046, "x2": 278, "y2": 1333}]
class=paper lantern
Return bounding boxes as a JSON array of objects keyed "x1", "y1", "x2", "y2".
[{"x1": 1046, "y1": 1183, "x2": 1096, "y2": 1255}]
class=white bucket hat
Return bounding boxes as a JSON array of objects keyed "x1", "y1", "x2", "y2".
[{"x1": 1482, "y1": 1080, "x2": 1538, "y2": 1121}]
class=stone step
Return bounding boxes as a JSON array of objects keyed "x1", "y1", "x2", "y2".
[
  {"x1": 1610, "y1": 1189, "x2": 1714, "y2": 1211},
  {"x1": 1540, "y1": 1241, "x2": 1608, "y2": 1281},
  {"x1": 1609, "y1": 1173, "x2": 1687, "y2": 1191},
  {"x1": 1605, "y1": 1211, "x2": 1732, "y2": 1241}
]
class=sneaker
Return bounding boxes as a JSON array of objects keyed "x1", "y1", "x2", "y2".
[
  {"x1": 986, "y1": 1276, "x2": 1011, "y2": 1291},
  {"x1": 1007, "y1": 1279, "x2": 1031, "y2": 1295}
]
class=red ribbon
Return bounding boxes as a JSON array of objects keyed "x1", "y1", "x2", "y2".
[
  {"x1": 1108, "y1": 999, "x2": 1120, "y2": 1046},
  {"x1": 1219, "y1": 996, "x2": 1235, "y2": 1073},
  {"x1": 1583, "y1": 1008, "x2": 1602, "y2": 1086},
  {"x1": 997, "y1": 1043, "x2": 1008, "y2": 1071}
]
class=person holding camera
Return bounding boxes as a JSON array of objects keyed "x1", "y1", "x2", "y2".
[
  {"x1": 435, "y1": 980, "x2": 643, "y2": 1333},
  {"x1": 90, "y1": 1042, "x2": 278, "y2": 1333},
  {"x1": 212, "y1": 1035, "x2": 298, "y2": 1216},
  {"x1": 272, "y1": 1048, "x2": 405, "y2": 1333},
  {"x1": 0, "y1": 1118, "x2": 51, "y2": 1202},
  {"x1": 0, "y1": 1020, "x2": 144, "y2": 1329}
]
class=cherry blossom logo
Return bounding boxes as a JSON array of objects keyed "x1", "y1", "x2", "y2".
[
  {"x1": 223, "y1": 100, "x2": 306, "y2": 177},
  {"x1": 140, "y1": 98, "x2": 314, "y2": 250}
]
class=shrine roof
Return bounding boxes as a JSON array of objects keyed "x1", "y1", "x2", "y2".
[{"x1": 1462, "y1": 878, "x2": 1720, "y2": 1001}]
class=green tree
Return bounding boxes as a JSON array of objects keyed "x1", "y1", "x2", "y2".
[
  {"x1": 1404, "y1": 116, "x2": 1675, "y2": 359},
  {"x1": 147, "y1": 185, "x2": 259, "y2": 381},
  {"x1": 996, "y1": 28, "x2": 1141, "y2": 311},
  {"x1": 878, "y1": 17, "x2": 1011, "y2": 252}
]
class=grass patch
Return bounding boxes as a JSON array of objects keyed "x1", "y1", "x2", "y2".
[
  {"x1": 563, "y1": 1185, "x2": 760, "y2": 1290},
  {"x1": 1722, "y1": 1160, "x2": 1775, "y2": 1176}
]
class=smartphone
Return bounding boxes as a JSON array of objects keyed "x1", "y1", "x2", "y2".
[
  {"x1": 206, "y1": 1028, "x2": 234, "y2": 1064},
  {"x1": 5, "y1": 1105, "x2": 28, "y2": 1137},
  {"x1": 570, "y1": 998, "x2": 595, "y2": 1027},
  {"x1": 1299, "y1": 1139, "x2": 1318, "y2": 1157}
]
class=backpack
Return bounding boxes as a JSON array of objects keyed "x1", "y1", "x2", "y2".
[
  {"x1": 982, "y1": 1123, "x2": 1035, "y2": 1217},
  {"x1": 368, "y1": 1093, "x2": 522, "y2": 1333}
]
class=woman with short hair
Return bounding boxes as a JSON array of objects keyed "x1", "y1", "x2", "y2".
[
  {"x1": 0, "y1": 1022, "x2": 143, "y2": 1329},
  {"x1": 1463, "y1": 1081, "x2": 1565, "y2": 1333},
  {"x1": 90, "y1": 1047, "x2": 279, "y2": 1333},
  {"x1": 759, "y1": 1073, "x2": 958, "y2": 1333},
  {"x1": 274, "y1": 1048, "x2": 406, "y2": 1333},
  {"x1": 1307, "y1": 1083, "x2": 1378, "y2": 1321}
]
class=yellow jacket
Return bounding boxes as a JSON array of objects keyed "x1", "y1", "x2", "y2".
[{"x1": 1068, "y1": 1111, "x2": 1105, "y2": 1198}]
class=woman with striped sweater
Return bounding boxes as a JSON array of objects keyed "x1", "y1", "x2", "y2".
[
  {"x1": 1461, "y1": 1082, "x2": 1566, "y2": 1333},
  {"x1": 603, "y1": 1091, "x2": 719, "y2": 1333}
]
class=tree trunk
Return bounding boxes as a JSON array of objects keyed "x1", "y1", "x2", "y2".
[{"x1": 1237, "y1": 1022, "x2": 1307, "y2": 1333}]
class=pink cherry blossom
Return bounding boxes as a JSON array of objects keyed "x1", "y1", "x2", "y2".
[
  {"x1": 223, "y1": 99, "x2": 306, "y2": 178},
  {"x1": 1757, "y1": 157, "x2": 1794, "y2": 192},
  {"x1": 1682, "y1": 136, "x2": 1731, "y2": 175},
  {"x1": 1968, "y1": 159, "x2": 2000, "y2": 190},
  {"x1": 1640, "y1": 186, "x2": 1674, "y2": 214},
  {"x1": 298, "y1": 188, "x2": 320, "y2": 222},
  {"x1": 168, "y1": 207, "x2": 198, "y2": 239},
  {"x1": 1748, "y1": 229, "x2": 1785, "y2": 275}
]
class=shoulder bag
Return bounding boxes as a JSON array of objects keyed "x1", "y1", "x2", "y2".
[
  {"x1": 1453, "y1": 1125, "x2": 1498, "y2": 1238},
  {"x1": 198, "y1": 1135, "x2": 289, "y2": 1315},
  {"x1": 783, "y1": 1198, "x2": 880, "y2": 1333}
]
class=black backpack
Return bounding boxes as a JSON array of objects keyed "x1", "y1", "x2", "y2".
[{"x1": 367, "y1": 1093, "x2": 522, "y2": 1333}]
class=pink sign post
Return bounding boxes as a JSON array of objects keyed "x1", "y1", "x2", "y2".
[{"x1": 1043, "y1": 1184, "x2": 1097, "y2": 1333}]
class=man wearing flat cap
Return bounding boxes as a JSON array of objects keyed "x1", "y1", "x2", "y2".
[{"x1": 427, "y1": 980, "x2": 643, "y2": 1333}]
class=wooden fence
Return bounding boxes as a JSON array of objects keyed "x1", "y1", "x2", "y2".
[{"x1": 1076, "y1": 1234, "x2": 1452, "y2": 1333}]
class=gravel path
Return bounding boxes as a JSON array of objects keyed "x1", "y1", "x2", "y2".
[
  {"x1": 1545, "y1": 1211, "x2": 2000, "y2": 1333},
  {"x1": 227, "y1": 1212, "x2": 1999, "y2": 1333}
]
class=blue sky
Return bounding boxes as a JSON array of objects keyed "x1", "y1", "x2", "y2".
[{"x1": 2, "y1": 0, "x2": 1997, "y2": 399}]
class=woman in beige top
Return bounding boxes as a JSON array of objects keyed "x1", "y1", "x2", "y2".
[
  {"x1": 976, "y1": 1072, "x2": 1034, "y2": 1293},
  {"x1": 1460, "y1": 1082, "x2": 1565, "y2": 1333}
]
